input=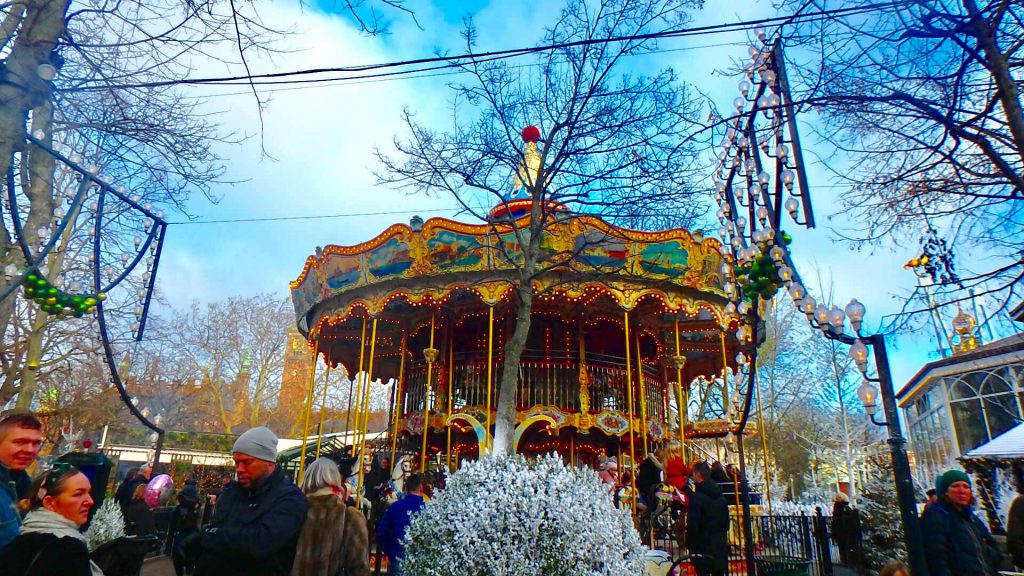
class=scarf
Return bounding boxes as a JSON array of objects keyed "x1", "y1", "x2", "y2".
[{"x1": 20, "y1": 509, "x2": 105, "y2": 576}]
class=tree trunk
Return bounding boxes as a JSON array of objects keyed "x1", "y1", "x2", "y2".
[
  {"x1": 14, "y1": 311, "x2": 46, "y2": 409},
  {"x1": 962, "y1": 0, "x2": 1024, "y2": 171},
  {"x1": 491, "y1": 284, "x2": 534, "y2": 455},
  {"x1": 0, "y1": 0, "x2": 68, "y2": 390},
  {"x1": 0, "y1": 0, "x2": 69, "y2": 268}
]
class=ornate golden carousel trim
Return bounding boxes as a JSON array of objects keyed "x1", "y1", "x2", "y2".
[
  {"x1": 310, "y1": 284, "x2": 728, "y2": 338},
  {"x1": 290, "y1": 212, "x2": 725, "y2": 292}
]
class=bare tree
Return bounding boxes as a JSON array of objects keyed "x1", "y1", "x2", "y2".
[
  {"x1": 0, "y1": 0, "x2": 411, "y2": 407},
  {"x1": 151, "y1": 295, "x2": 292, "y2": 433},
  {"x1": 776, "y1": 0, "x2": 1024, "y2": 321},
  {"x1": 377, "y1": 0, "x2": 707, "y2": 455}
]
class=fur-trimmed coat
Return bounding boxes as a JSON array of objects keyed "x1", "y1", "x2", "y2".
[{"x1": 291, "y1": 490, "x2": 370, "y2": 576}]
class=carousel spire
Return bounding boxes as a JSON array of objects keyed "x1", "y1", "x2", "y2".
[{"x1": 512, "y1": 125, "x2": 543, "y2": 194}]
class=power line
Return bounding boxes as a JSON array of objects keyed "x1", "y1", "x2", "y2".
[
  {"x1": 62, "y1": 1, "x2": 911, "y2": 93},
  {"x1": 187, "y1": 40, "x2": 745, "y2": 99},
  {"x1": 166, "y1": 207, "x2": 465, "y2": 225},
  {"x1": 168, "y1": 185, "x2": 855, "y2": 225}
]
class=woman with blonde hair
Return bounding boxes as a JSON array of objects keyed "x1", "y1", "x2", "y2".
[
  {"x1": 0, "y1": 462, "x2": 103, "y2": 576},
  {"x1": 292, "y1": 457, "x2": 370, "y2": 576}
]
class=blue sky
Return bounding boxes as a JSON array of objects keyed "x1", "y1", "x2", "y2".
[{"x1": 153, "y1": 0, "x2": 990, "y2": 390}]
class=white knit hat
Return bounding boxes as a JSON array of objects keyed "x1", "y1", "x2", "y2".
[{"x1": 232, "y1": 426, "x2": 278, "y2": 462}]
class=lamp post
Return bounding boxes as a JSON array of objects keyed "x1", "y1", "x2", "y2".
[{"x1": 815, "y1": 299, "x2": 928, "y2": 576}]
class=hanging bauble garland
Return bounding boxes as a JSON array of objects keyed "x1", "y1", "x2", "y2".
[
  {"x1": 734, "y1": 231, "x2": 793, "y2": 301},
  {"x1": 20, "y1": 272, "x2": 102, "y2": 318}
]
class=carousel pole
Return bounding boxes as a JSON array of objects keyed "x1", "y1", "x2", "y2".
[
  {"x1": 623, "y1": 311, "x2": 638, "y2": 516},
  {"x1": 297, "y1": 338, "x2": 319, "y2": 482},
  {"x1": 390, "y1": 333, "x2": 408, "y2": 466},
  {"x1": 754, "y1": 372, "x2": 773, "y2": 514},
  {"x1": 485, "y1": 307, "x2": 494, "y2": 453},
  {"x1": 635, "y1": 329, "x2": 649, "y2": 456},
  {"x1": 351, "y1": 318, "x2": 368, "y2": 448},
  {"x1": 356, "y1": 318, "x2": 378, "y2": 497},
  {"x1": 344, "y1": 374, "x2": 356, "y2": 435},
  {"x1": 446, "y1": 335, "x2": 454, "y2": 472},
  {"x1": 420, "y1": 314, "x2": 437, "y2": 471},
  {"x1": 315, "y1": 363, "x2": 332, "y2": 458},
  {"x1": 720, "y1": 331, "x2": 731, "y2": 425},
  {"x1": 673, "y1": 319, "x2": 687, "y2": 458},
  {"x1": 348, "y1": 319, "x2": 368, "y2": 437}
]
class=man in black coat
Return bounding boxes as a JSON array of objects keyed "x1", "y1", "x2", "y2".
[
  {"x1": 686, "y1": 461, "x2": 730, "y2": 576},
  {"x1": 190, "y1": 427, "x2": 307, "y2": 576}
]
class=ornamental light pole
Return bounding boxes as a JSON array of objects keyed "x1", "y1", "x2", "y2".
[
  {"x1": 711, "y1": 30, "x2": 928, "y2": 575},
  {"x1": 710, "y1": 29, "x2": 819, "y2": 575},
  {"x1": 802, "y1": 298, "x2": 928, "y2": 576}
]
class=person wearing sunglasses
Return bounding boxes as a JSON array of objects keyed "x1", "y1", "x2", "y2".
[
  {"x1": 0, "y1": 410, "x2": 44, "y2": 552},
  {"x1": 0, "y1": 462, "x2": 103, "y2": 575}
]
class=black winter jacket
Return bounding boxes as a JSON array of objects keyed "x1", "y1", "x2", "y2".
[
  {"x1": 0, "y1": 532, "x2": 93, "y2": 576},
  {"x1": 686, "y1": 479, "x2": 730, "y2": 571},
  {"x1": 193, "y1": 468, "x2": 307, "y2": 576},
  {"x1": 920, "y1": 498, "x2": 1001, "y2": 576},
  {"x1": 124, "y1": 500, "x2": 157, "y2": 537}
]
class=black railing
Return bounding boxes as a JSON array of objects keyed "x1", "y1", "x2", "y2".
[{"x1": 647, "y1": 507, "x2": 860, "y2": 576}]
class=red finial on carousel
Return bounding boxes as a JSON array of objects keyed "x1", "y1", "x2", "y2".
[{"x1": 521, "y1": 125, "x2": 541, "y2": 143}]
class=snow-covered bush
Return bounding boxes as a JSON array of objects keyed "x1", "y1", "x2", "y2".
[
  {"x1": 991, "y1": 466, "x2": 1017, "y2": 532},
  {"x1": 84, "y1": 498, "x2": 125, "y2": 551},
  {"x1": 402, "y1": 454, "x2": 646, "y2": 576}
]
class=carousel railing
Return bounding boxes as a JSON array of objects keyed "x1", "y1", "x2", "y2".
[{"x1": 399, "y1": 350, "x2": 667, "y2": 421}]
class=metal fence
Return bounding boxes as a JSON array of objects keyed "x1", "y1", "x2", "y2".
[{"x1": 648, "y1": 507, "x2": 859, "y2": 576}]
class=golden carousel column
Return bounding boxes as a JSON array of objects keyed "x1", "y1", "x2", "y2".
[
  {"x1": 672, "y1": 319, "x2": 687, "y2": 458},
  {"x1": 720, "y1": 330, "x2": 730, "y2": 445},
  {"x1": 420, "y1": 314, "x2": 437, "y2": 471},
  {"x1": 297, "y1": 338, "x2": 319, "y2": 482},
  {"x1": 485, "y1": 306, "x2": 494, "y2": 453},
  {"x1": 623, "y1": 311, "x2": 637, "y2": 516},
  {"x1": 350, "y1": 318, "x2": 368, "y2": 438},
  {"x1": 356, "y1": 318, "x2": 378, "y2": 497},
  {"x1": 635, "y1": 328, "x2": 649, "y2": 456},
  {"x1": 445, "y1": 336, "x2": 455, "y2": 472},
  {"x1": 315, "y1": 363, "x2": 332, "y2": 458},
  {"x1": 576, "y1": 316, "x2": 592, "y2": 467},
  {"x1": 389, "y1": 332, "x2": 408, "y2": 466},
  {"x1": 753, "y1": 354, "x2": 774, "y2": 513}
]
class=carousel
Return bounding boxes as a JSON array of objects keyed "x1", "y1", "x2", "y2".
[{"x1": 287, "y1": 129, "x2": 756, "y2": 497}]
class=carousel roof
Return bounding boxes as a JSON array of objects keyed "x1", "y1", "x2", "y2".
[{"x1": 289, "y1": 211, "x2": 729, "y2": 336}]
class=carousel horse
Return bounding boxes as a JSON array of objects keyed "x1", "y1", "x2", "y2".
[{"x1": 388, "y1": 455, "x2": 414, "y2": 503}]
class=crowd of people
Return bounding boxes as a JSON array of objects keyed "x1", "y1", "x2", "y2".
[
  {"x1": 7, "y1": 405, "x2": 1024, "y2": 576},
  {"x1": 0, "y1": 410, "x2": 434, "y2": 576}
]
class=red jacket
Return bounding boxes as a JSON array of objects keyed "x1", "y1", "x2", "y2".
[{"x1": 664, "y1": 457, "x2": 691, "y2": 491}]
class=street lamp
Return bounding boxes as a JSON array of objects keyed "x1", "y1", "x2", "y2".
[
  {"x1": 814, "y1": 299, "x2": 927, "y2": 576},
  {"x1": 856, "y1": 380, "x2": 878, "y2": 415}
]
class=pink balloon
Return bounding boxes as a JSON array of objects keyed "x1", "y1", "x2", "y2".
[{"x1": 144, "y1": 474, "x2": 174, "y2": 508}]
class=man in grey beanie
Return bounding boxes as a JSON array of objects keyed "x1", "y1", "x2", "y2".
[{"x1": 190, "y1": 426, "x2": 308, "y2": 576}]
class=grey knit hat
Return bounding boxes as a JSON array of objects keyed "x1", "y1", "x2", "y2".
[{"x1": 232, "y1": 426, "x2": 278, "y2": 462}]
